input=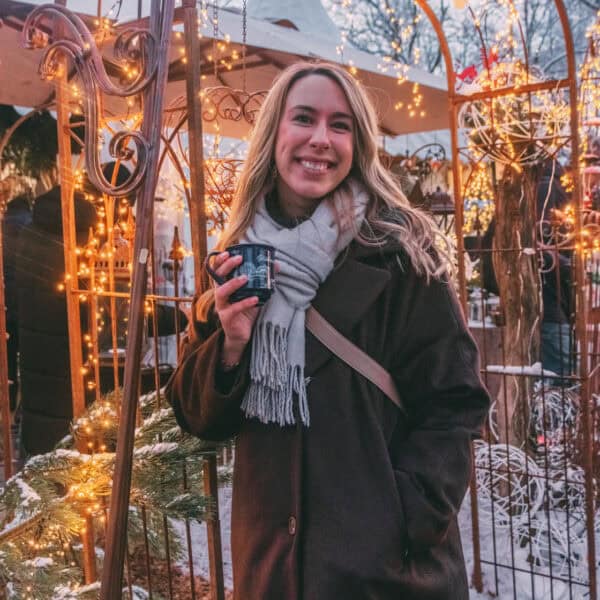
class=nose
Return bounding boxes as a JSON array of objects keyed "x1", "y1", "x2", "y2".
[{"x1": 309, "y1": 120, "x2": 331, "y2": 149}]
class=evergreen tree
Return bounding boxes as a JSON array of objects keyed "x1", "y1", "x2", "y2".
[{"x1": 0, "y1": 389, "x2": 227, "y2": 599}]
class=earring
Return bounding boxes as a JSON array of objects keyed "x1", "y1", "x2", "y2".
[{"x1": 271, "y1": 164, "x2": 278, "y2": 182}]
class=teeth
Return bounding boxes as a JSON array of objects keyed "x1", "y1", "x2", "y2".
[{"x1": 300, "y1": 160, "x2": 329, "y2": 172}]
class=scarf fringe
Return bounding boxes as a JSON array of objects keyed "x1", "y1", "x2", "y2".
[
  {"x1": 240, "y1": 181, "x2": 368, "y2": 427},
  {"x1": 241, "y1": 321, "x2": 310, "y2": 426},
  {"x1": 249, "y1": 321, "x2": 286, "y2": 388}
]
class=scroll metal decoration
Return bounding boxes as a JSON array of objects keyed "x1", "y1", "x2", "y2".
[
  {"x1": 22, "y1": 4, "x2": 158, "y2": 197},
  {"x1": 201, "y1": 86, "x2": 268, "y2": 125},
  {"x1": 205, "y1": 157, "x2": 244, "y2": 234}
]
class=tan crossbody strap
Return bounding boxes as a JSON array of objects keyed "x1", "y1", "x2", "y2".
[{"x1": 306, "y1": 306, "x2": 405, "y2": 414}]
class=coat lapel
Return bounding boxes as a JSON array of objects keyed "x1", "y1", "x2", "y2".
[{"x1": 305, "y1": 252, "x2": 391, "y2": 375}]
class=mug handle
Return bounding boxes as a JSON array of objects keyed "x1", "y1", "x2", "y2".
[{"x1": 204, "y1": 251, "x2": 226, "y2": 285}]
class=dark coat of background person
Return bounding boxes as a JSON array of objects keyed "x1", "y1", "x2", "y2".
[
  {"x1": 16, "y1": 187, "x2": 96, "y2": 455},
  {"x1": 2, "y1": 195, "x2": 32, "y2": 410},
  {"x1": 481, "y1": 162, "x2": 572, "y2": 324},
  {"x1": 167, "y1": 239, "x2": 490, "y2": 600},
  {"x1": 535, "y1": 162, "x2": 573, "y2": 325}
]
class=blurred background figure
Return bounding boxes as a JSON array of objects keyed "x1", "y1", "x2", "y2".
[
  {"x1": 536, "y1": 160, "x2": 573, "y2": 380},
  {"x1": 480, "y1": 159, "x2": 573, "y2": 382},
  {"x1": 2, "y1": 194, "x2": 32, "y2": 413},
  {"x1": 16, "y1": 186, "x2": 96, "y2": 455}
]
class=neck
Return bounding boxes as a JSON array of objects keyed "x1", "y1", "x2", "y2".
[
  {"x1": 266, "y1": 190, "x2": 309, "y2": 229},
  {"x1": 275, "y1": 180, "x2": 319, "y2": 219},
  {"x1": 279, "y1": 200, "x2": 313, "y2": 219}
]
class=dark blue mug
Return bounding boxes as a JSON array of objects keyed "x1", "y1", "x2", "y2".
[{"x1": 205, "y1": 243, "x2": 275, "y2": 305}]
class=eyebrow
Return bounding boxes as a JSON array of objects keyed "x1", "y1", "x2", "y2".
[{"x1": 291, "y1": 105, "x2": 354, "y2": 120}]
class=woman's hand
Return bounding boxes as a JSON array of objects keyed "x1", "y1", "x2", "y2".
[{"x1": 204, "y1": 251, "x2": 260, "y2": 364}]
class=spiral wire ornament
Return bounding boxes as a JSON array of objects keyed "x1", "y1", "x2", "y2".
[
  {"x1": 22, "y1": 4, "x2": 159, "y2": 197},
  {"x1": 475, "y1": 441, "x2": 545, "y2": 530},
  {"x1": 458, "y1": 62, "x2": 570, "y2": 171}
]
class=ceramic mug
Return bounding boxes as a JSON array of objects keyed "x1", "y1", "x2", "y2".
[{"x1": 205, "y1": 243, "x2": 275, "y2": 305}]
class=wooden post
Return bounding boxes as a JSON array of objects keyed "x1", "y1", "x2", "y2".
[
  {"x1": 54, "y1": 0, "x2": 95, "y2": 584},
  {"x1": 182, "y1": 2, "x2": 225, "y2": 599},
  {"x1": 87, "y1": 236, "x2": 102, "y2": 404},
  {"x1": 82, "y1": 513, "x2": 97, "y2": 583},
  {"x1": 182, "y1": 0, "x2": 209, "y2": 290},
  {"x1": 100, "y1": 1, "x2": 175, "y2": 597},
  {"x1": 203, "y1": 453, "x2": 224, "y2": 600},
  {"x1": 54, "y1": 0, "x2": 86, "y2": 421}
]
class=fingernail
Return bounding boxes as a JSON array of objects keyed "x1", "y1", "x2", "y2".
[{"x1": 238, "y1": 275, "x2": 247, "y2": 281}]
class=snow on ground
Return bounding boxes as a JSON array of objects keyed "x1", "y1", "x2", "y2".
[
  {"x1": 178, "y1": 483, "x2": 593, "y2": 599},
  {"x1": 459, "y1": 492, "x2": 592, "y2": 600},
  {"x1": 175, "y1": 485, "x2": 234, "y2": 591}
]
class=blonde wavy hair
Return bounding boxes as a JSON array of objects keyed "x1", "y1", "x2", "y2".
[{"x1": 197, "y1": 61, "x2": 452, "y2": 320}]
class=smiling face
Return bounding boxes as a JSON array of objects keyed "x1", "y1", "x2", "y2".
[{"x1": 274, "y1": 74, "x2": 355, "y2": 217}]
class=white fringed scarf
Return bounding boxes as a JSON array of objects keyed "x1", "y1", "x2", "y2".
[{"x1": 240, "y1": 180, "x2": 368, "y2": 426}]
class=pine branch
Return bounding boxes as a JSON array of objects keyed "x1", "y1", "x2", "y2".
[
  {"x1": 0, "y1": 388, "x2": 220, "y2": 594},
  {"x1": 0, "y1": 512, "x2": 44, "y2": 545}
]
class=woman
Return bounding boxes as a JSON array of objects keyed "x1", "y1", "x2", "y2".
[{"x1": 167, "y1": 62, "x2": 490, "y2": 600}]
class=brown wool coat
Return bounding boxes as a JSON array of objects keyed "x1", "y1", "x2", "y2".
[{"x1": 167, "y1": 239, "x2": 490, "y2": 600}]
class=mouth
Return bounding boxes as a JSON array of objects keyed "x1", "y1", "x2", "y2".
[{"x1": 297, "y1": 158, "x2": 334, "y2": 173}]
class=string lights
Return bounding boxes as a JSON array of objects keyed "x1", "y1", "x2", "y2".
[
  {"x1": 0, "y1": 388, "x2": 216, "y2": 597},
  {"x1": 463, "y1": 162, "x2": 494, "y2": 235},
  {"x1": 328, "y1": 0, "x2": 425, "y2": 119},
  {"x1": 459, "y1": 60, "x2": 570, "y2": 171}
]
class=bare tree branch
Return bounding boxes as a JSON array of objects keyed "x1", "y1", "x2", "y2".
[{"x1": 326, "y1": 0, "x2": 596, "y2": 77}]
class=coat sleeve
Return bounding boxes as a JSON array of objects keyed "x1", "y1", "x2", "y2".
[
  {"x1": 389, "y1": 270, "x2": 490, "y2": 553},
  {"x1": 165, "y1": 306, "x2": 251, "y2": 441}
]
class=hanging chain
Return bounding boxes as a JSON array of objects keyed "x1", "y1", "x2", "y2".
[
  {"x1": 213, "y1": 0, "x2": 218, "y2": 78},
  {"x1": 242, "y1": 0, "x2": 247, "y2": 92}
]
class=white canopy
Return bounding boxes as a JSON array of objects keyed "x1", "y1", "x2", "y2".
[
  {"x1": 247, "y1": 0, "x2": 341, "y2": 40},
  {"x1": 0, "y1": 1, "x2": 450, "y2": 137}
]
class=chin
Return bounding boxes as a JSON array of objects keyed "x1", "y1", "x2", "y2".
[{"x1": 294, "y1": 182, "x2": 338, "y2": 200}]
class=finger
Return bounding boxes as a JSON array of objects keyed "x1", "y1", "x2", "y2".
[
  {"x1": 231, "y1": 295, "x2": 260, "y2": 313},
  {"x1": 214, "y1": 254, "x2": 243, "y2": 279},
  {"x1": 208, "y1": 251, "x2": 229, "y2": 272},
  {"x1": 274, "y1": 260, "x2": 281, "y2": 274},
  {"x1": 215, "y1": 275, "x2": 248, "y2": 309},
  {"x1": 220, "y1": 295, "x2": 259, "y2": 319}
]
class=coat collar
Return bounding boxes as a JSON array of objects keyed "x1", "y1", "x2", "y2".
[{"x1": 306, "y1": 240, "x2": 395, "y2": 375}]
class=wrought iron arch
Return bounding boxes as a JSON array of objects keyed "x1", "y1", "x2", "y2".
[{"x1": 409, "y1": 2, "x2": 592, "y2": 598}]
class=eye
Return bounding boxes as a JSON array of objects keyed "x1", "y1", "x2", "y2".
[
  {"x1": 332, "y1": 121, "x2": 352, "y2": 131},
  {"x1": 293, "y1": 113, "x2": 312, "y2": 124}
]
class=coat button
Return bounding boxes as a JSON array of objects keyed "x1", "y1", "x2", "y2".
[{"x1": 288, "y1": 516, "x2": 297, "y2": 535}]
